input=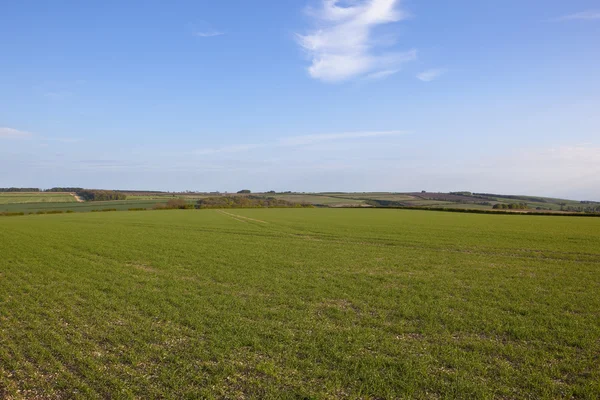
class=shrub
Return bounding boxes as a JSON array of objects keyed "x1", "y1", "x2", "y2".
[
  {"x1": 154, "y1": 199, "x2": 191, "y2": 210},
  {"x1": 196, "y1": 196, "x2": 312, "y2": 209},
  {"x1": 0, "y1": 212, "x2": 25, "y2": 217},
  {"x1": 167, "y1": 199, "x2": 188, "y2": 209},
  {"x1": 76, "y1": 189, "x2": 126, "y2": 201}
]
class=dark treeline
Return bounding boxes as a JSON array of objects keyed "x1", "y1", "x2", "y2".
[
  {"x1": 77, "y1": 190, "x2": 127, "y2": 201},
  {"x1": 493, "y1": 203, "x2": 528, "y2": 210},
  {"x1": 45, "y1": 187, "x2": 83, "y2": 192},
  {"x1": 563, "y1": 204, "x2": 600, "y2": 213},
  {"x1": 153, "y1": 199, "x2": 194, "y2": 210},
  {"x1": 196, "y1": 196, "x2": 313, "y2": 209},
  {"x1": 365, "y1": 199, "x2": 407, "y2": 207},
  {"x1": 0, "y1": 188, "x2": 40, "y2": 192}
]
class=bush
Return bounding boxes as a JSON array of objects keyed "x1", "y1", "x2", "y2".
[
  {"x1": 128, "y1": 208, "x2": 147, "y2": 211},
  {"x1": 196, "y1": 196, "x2": 313, "y2": 209},
  {"x1": 154, "y1": 199, "x2": 191, "y2": 210},
  {"x1": 493, "y1": 203, "x2": 528, "y2": 210},
  {"x1": 0, "y1": 212, "x2": 25, "y2": 217},
  {"x1": 76, "y1": 189, "x2": 126, "y2": 201}
]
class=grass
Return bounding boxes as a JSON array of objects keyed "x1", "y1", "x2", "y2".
[
  {"x1": 1, "y1": 209, "x2": 599, "y2": 398},
  {"x1": 272, "y1": 194, "x2": 366, "y2": 206},
  {"x1": 326, "y1": 193, "x2": 420, "y2": 202},
  {"x1": 0, "y1": 199, "x2": 174, "y2": 213},
  {"x1": 0, "y1": 192, "x2": 76, "y2": 204}
]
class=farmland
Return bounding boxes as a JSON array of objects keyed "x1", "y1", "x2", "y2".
[
  {"x1": 0, "y1": 199, "x2": 172, "y2": 214},
  {"x1": 0, "y1": 192, "x2": 76, "y2": 204},
  {"x1": 2, "y1": 190, "x2": 598, "y2": 215},
  {"x1": 1, "y1": 209, "x2": 599, "y2": 398}
]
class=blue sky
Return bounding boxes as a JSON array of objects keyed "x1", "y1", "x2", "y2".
[{"x1": 1, "y1": 0, "x2": 599, "y2": 199}]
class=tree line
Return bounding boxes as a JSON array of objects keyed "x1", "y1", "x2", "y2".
[
  {"x1": 493, "y1": 203, "x2": 528, "y2": 210},
  {"x1": 196, "y1": 196, "x2": 313, "y2": 209},
  {"x1": 0, "y1": 188, "x2": 40, "y2": 192},
  {"x1": 76, "y1": 190, "x2": 126, "y2": 201}
]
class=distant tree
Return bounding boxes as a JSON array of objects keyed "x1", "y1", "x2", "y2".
[
  {"x1": 0, "y1": 188, "x2": 40, "y2": 192},
  {"x1": 237, "y1": 190, "x2": 251, "y2": 194},
  {"x1": 76, "y1": 189, "x2": 126, "y2": 201},
  {"x1": 196, "y1": 196, "x2": 312, "y2": 209},
  {"x1": 493, "y1": 203, "x2": 527, "y2": 210}
]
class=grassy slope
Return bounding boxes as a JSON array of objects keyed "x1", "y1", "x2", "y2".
[
  {"x1": 5, "y1": 191, "x2": 593, "y2": 214},
  {"x1": 1, "y1": 209, "x2": 599, "y2": 398},
  {"x1": 272, "y1": 194, "x2": 365, "y2": 206},
  {"x1": 0, "y1": 199, "x2": 173, "y2": 213},
  {"x1": 0, "y1": 192, "x2": 76, "y2": 204}
]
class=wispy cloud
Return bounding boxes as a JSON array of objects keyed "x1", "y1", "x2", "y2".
[
  {"x1": 0, "y1": 127, "x2": 82, "y2": 144},
  {"x1": 193, "y1": 130, "x2": 408, "y2": 155},
  {"x1": 194, "y1": 30, "x2": 225, "y2": 37},
  {"x1": 416, "y1": 68, "x2": 446, "y2": 82},
  {"x1": 555, "y1": 10, "x2": 600, "y2": 21},
  {"x1": 194, "y1": 143, "x2": 264, "y2": 155},
  {"x1": 366, "y1": 69, "x2": 400, "y2": 80},
  {"x1": 0, "y1": 127, "x2": 32, "y2": 139},
  {"x1": 279, "y1": 130, "x2": 405, "y2": 146},
  {"x1": 297, "y1": 0, "x2": 416, "y2": 82},
  {"x1": 43, "y1": 91, "x2": 74, "y2": 100},
  {"x1": 42, "y1": 137, "x2": 84, "y2": 144}
]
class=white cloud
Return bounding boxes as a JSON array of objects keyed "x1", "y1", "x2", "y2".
[
  {"x1": 297, "y1": 0, "x2": 416, "y2": 82},
  {"x1": 193, "y1": 130, "x2": 408, "y2": 155},
  {"x1": 416, "y1": 68, "x2": 446, "y2": 82},
  {"x1": 366, "y1": 69, "x2": 400, "y2": 80},
  {"x1": 43, "y1": 91, "x2": 74, "y2": 100},
  {"x1": 42, "y1": 137, "x2": 84, "y2": 144},
  {"x1": 0, "y1": 127, "x2": 32, "y2": 139},
  {"x1": 556, "y1": 11, "x2": 600, "y2": 21},
  {"x1": 194, "y1": 31, "x2": 224, "y2": 37},
  {"x1": 194, "y1": 143, "x2": 265, "y2": 155},
  {"x1": 278, "y1": 130, "x2": 406, "y2": 146},
  {"x1": 441, "y1": 145, "x2": 600, "y2": 199}
]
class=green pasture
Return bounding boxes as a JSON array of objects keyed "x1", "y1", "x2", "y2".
[
  {"x1": 273, "y1": 194, "x2": 365, "y2": 206},
  {"x1": 0, "y1": 192, "x2": 76, "y2": 204},
  {"x1": 0, "y1": 209, "x2": 599, "y2": 398},
  {"x1": 0, "y1": 199, "x2": 172, "y2": 213}
]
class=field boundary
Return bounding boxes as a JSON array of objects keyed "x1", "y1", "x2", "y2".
[{"x1": 338, "y1": 205, "x2": 600, "y2": 217}]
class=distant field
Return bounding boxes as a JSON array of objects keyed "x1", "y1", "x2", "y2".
[
  {"x1": 3, "y1": 191, "x2": 594, "y2": 214},
  {"x1": 325, "y1": 193, "x2": 420, "y2": 202},
  {"x1": 126, "y1": 194, "x2": 210, "y2": 201},
  {"x1": 273, "y1": 194, "x2": 365, "y2": 206},
  {"x1": 0, "y1": 199, "x2": 173, "y2": 213},
  {"x1": 0, "y1": 192, "x2": 76, "y2": 204},
  {"x1": 1, "y1": 209, "x2": 598, "y2": 398}
]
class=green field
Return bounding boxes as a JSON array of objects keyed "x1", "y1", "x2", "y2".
[
  {"x1": 0, "y1": 192, "x2": 76, "y2": 205},
  {"x1": 1, "y1": 209, "x2": 599, "y2": 398},
  {"x1": 0, "y1": 199, "x2": 175, "y2": 214},
  {"x1": 272, "y1": 194, "x2": 366, "y2": 206}
]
